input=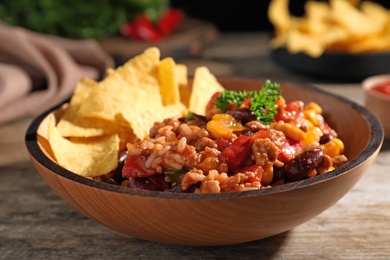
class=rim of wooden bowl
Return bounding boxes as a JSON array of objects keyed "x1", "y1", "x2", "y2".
[{"x1": 25, "y1": 78, "x2": 384, "y2": 200}]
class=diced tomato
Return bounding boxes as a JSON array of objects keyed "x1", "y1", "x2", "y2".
[
  {"x1": 274, "y1": 109, "x2": 288, "y2": 122},
  {"x1": 285, "y1": 101, "x2": 301, "y2": 120},
  {"x1": 240, "y1": 164, "x2": 264, "y2": 183},
  {"x1": 221, "y1": 135, "x2": 252, "y2": 172},
  {"x1": 278, "y1": 138, "x2": 304, "y2": 163},
  {"x1": 274, "y1": 100, "x2": 302, "y2": 122},
  {"x1": 205, "y1": 91, "x2": 221, "y2": 112},
  {"x1": 122, "y1": 154, "x2": 156, "y2": 178},
  {"x1": 240, "y1": 97, "x2": 252, "y2": 109},
  {"x1": 215, "y1": 138, "x2": 231, "y2": 151},
  {"x1": 321, "y1": 122, "x2": 332, "y2": 135},
  {"x1": 251, "y1": 129, "x2": 271, "y2": 140},
  {"x1": 227, "y1": 103, "x2": 237, "y2": 110}
]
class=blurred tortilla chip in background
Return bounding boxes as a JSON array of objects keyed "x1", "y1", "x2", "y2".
[{"x1": 268, "y1": 0, "x2": 390, "y2": 57}]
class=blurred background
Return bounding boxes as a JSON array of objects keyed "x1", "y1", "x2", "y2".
[
  {"x1": 171, "y1": 0, "x2": 390, "y2": 32},
  {"x1": 2, "y1": 0, "x2": 390, "y2": 37}
]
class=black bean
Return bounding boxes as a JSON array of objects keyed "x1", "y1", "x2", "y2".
[
  {"x1": 285, "y1": 148, "x2": 324, "y2": 180},
  {"x1": 226, "y1": 108, "x2": 257, "y2": 124}
]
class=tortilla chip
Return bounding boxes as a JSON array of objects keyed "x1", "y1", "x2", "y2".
[
  {"x1": 189, "y1": 67, "x2": 224, "y2": 115},
  {"x1": 56, "y1": 78, "x2": 120, "y2": 137},
  {"x1": 75, "y1": 48, "x2": 164, "y2": 139},
  {"x1": 48, "y1": 114, "x2": 119, "y2": 177},
  {"x1": 175, "y1": 64, "x2": 191, "y2": 107},
  {"x1": 158, "y1": 57, "x2": 180, "y2": 105}
]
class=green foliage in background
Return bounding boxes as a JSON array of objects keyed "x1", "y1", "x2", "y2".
[{"x1": 0, "y1": 0, "x2": 169, "y2": 39}]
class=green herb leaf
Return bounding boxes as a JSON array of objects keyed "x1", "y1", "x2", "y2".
[
  {"x1": 214, "y1": 90, "x2": 249, "y2": 111},
  {"x1": 214, "y1": 79, "x2": 281, "y2": 124},
  {"x1": 186, "y1": 111, "x2": 195, "y2": 121},
  {"x1": 250, "y1": 80, "x2": 281, "y2": 124}
]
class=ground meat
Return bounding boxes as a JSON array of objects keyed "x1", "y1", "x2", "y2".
[
  {"x1": 332, "y1": 154, "x2": 348, "y2": 168},
  {"x1": 251, "y1": 138, "x2": 281, "y2": 167},
  {"x1": 195, "y1": 137, "x2": 218, "y2": 151},
  {"x1": 317, "y1": 154, "x2": 333, "y2": 174},
  {"x1": 245, "y1": 121, "x2": 270, "y2": 132},
  {"x1": 268, "y1": 129, "x2": 287, "y2": 148},
  {"x1": 181, "y1": 168, "x2": 205, "y2": 190},
  {"x1": 149, "y1": 117, "x2": 182, "y2": 138},
  {"x1": 128, "y1": 136, "x2": 201, "y2": 174},
  {"x1": 177, "y1": 124, "x2": 209, "y2": 146}
]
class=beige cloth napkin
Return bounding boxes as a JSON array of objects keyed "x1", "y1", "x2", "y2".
[{"x1": 0, "y1": 23, "x2": 114, "y2": 125}]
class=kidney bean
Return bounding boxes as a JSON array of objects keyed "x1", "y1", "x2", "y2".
[
  {"x1": 170, "y1": 183, "x2": 199, "y2": 193},
  {"x1": 320, "y1": 133, "x2": 333, "y2": 144},
  {"x1": 284, "y1": 148, "x2": 324, "y2": 180},
  {"x1": 226, "y1": 108, "x2": 257, "y2": 124},
  {"x1": 111, "y1": 150, "x2": 128, "y2": 183},
  {"x1": 272, "y1": 166, "x2": 286, "y2": 183}
]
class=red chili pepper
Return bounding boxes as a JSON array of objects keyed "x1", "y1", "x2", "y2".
[
  {"x1": 157, "y1": 8, "x2": 183, "y2": 36},
  {"x1": 121, "y1": 14, "x2": 162, "y2": 42},
  {"x1": 221, "y1": 135, "x2": 252, "y2": 172},
  {"x1": 120, "y1": 22, "x2": 141, "y2": 40},
  {"x1": 122, "y1": 154, "x2": 156, "y2": 178}
]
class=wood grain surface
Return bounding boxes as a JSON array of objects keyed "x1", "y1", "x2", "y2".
[{"x1": 1, "y1": 33, "x2": 390, "y2": 259}]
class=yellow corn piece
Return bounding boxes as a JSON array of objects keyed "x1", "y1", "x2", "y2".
[
  {"x1": 261, "y1": 165, "x2": 274, "y2": 186},
  {"x1": 302, "y1": 130, "x2": 317, "y2": 146},
  {"x1": 272, "y1": 120, "x2": 285, "y2": 131},
  {"x1": 305, "y1": 102, "x2": 322, "y2": 114},
  {"x1": 282, "y1": 123, "x2": 306, "y2": 141},
  {"x1": 303, "y1": 109, "x2": 320, "y2": 126},
  {"x1": 276, "y1": 97, "x2": 286, "y2": 107},
  {"x1": 330, "y1": 137, "x2": 345, "y2": 154},
  {"x1": 206, "y1": 120, "x2": 233, "y2": 139},
  {"x1": 323, "y1": 141, "x2": 340, "y2": 158},
  {"x1": 305, "y1": 118, "x2": 314, "y2": 129},
  {"x1": 212, "y1": 114, "x2": 245, "y2": 131}
]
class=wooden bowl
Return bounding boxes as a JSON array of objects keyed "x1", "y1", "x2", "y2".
[
  {"x1": 25, "y1": 78, "x2": 383, "y2": 246},
  {"x1": 362, "y1": 74, "x2": 390, "y2": 140}
]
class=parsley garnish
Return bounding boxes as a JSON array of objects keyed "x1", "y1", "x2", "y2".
[{"x1": 214, "y1": 80, "x2": 281, "y2": 124}]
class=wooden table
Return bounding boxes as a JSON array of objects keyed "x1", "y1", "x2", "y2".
[{"x1": 1, "y1": 33, "x2": 389, "y2": 259}]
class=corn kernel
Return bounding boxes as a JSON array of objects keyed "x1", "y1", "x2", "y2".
[
  {"x1": 305, "y1": 118, "x2": 314, "y2": 128},
  {"x1": 212, "y1": 114, "x2": 245, "y2": 131},
  {"x1": 261, "y1": 165, "x2": 274, "y2": 186},
  {"x1": 330, "y1": 138, "x2": 345, "y2": 154},
  {"x1": 302, "y1": 131, "x2": 317, "y2": 146},
  {"x1": 305, "y1": 102, "x2": 322, "y2": 114},
  {"x1": 323, "y1": 141, "x2": 340, "y2": 158},
  {"x1": 282, "y1": 123, "x2": 306, "y2": 141},
  {"x1": 206, "y1": 120, "x2": 233, "y2": 139},
  {"x1": 212, "y1": 113, "x2": 230, "y2": 121},
  {"x1": 276, "y1": 97, "x2": 286, "y2": 107},
  {"x1": 303, "y1": 109, "x2": 320, "y2": 126}
]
